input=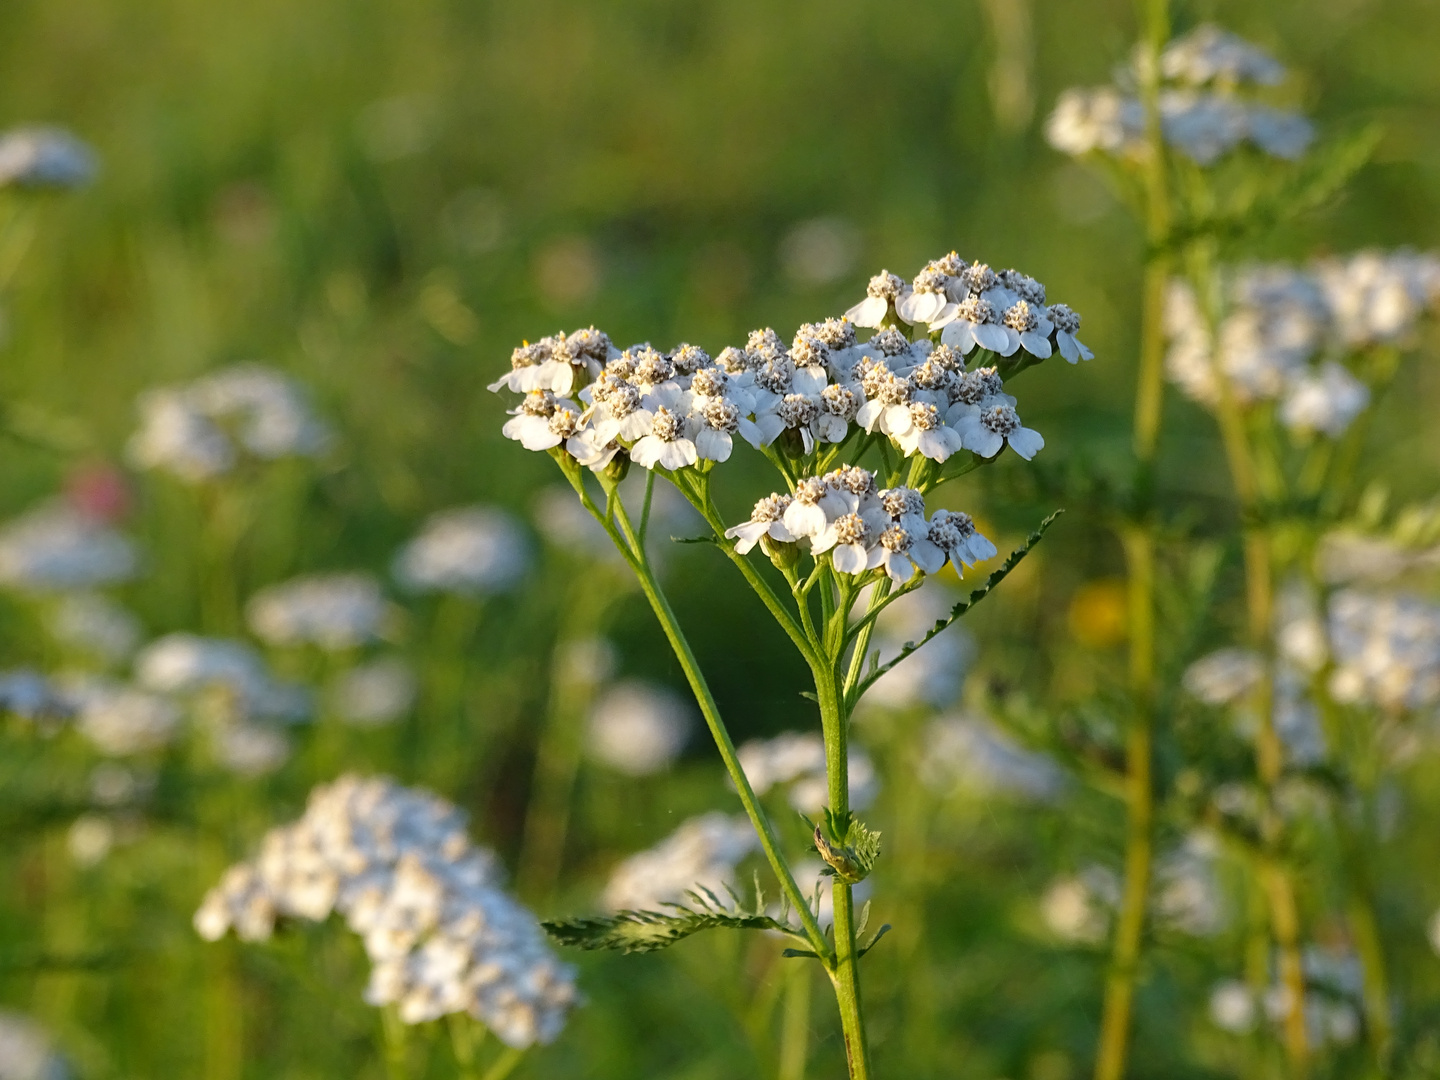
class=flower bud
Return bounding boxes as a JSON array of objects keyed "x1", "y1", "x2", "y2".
[{"x1": 760, "y1": 535, "x2": 800, "y2": 571}]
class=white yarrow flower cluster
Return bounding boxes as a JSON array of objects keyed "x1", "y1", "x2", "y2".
[
  {"x1": 490, "y1": 257, "x2": 1089, "y2": 483},
  {"x1": 194, "y1": 775, "x2": 577, "y2": 1047},
  {"x1": 393, "y1": 506, "x2": 531, "y2": 596},
  {"x1": 1327, "y1": 589, "x2": 1440, "y2": 714},
  {"x1": 586, "y1": 679, "x2": 692, "y2": 777},
  {"x1": 0, "y1": 501, "x2": 138, "y2": 593},
  {"x1": 1209, "y1": 947, "x2": 1363, "y2": 1048},
  {"x1": 246, "y1": 573, "x2": 389, "y2": 650},
  {"x1": 1046, "y1": 25, "x2": 1312, "y2": 165},
  {"x1": 918, "y1": 714, "x2": 1065, "y2": 802},
  {"x1": 128, "y1": 364, "x2": 332, "y2": 482},
  {"x1": 602, "y1": 812, "x2": 758, "y2": 912},
  {"x1": 1162, "y1": 251, "x2": 1439, "y2": 436},
  {"x1": 737, "y1": 731, "x2": 877, "y2": 816},
  {"x1": 0, "y1": 125, "x2": 96, "y2": 189},
  {"x1": 725, "y1": 467, "x2": 997, "y2": 583},
  {"x1": 0, "y1": 1009, "x2": 70, "y2": 1080}
]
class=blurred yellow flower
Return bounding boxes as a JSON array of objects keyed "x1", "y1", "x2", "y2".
[{"x1": 1068, "y1": 578, "x2": 1127, "y2": 647}]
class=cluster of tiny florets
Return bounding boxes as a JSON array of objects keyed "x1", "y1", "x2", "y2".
[
  {"x1": 193, "y1": 775, "x2": 577, "y2": 1047},
  {"x1": 491, "y1": 255, "x2": 1085, "y2": 482}
]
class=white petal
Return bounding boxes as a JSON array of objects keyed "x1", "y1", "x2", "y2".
[
  {"x1": 1020, "y1": 331, "x2": 1053, "y2": 358},
  {"x1": 767, "y1": 521, "x2": 798, "y2": 543},
  {"x1": 968, "y1": 532, "x2": 998, "y2": 562},
  {"x1": 1007, "y1": 427, "x2": 1045, "y2": 460},
  {"x1": 966, "y1": 428, "x2": 1004, "y2": 458},
  {"x1": 696, "y1": 427, "x2": 733, "y2": 462},
  {"x1": 856, "y1": 399, "x2": 886, "y2": 433},
  {"x1": 793, "y1": 368, "x2": 828, "y2": 395},
  {"x1": 927, "y1": 302, "x2": 959, "y2": 330},
  {"x1": 783, "y1": 501, "x2": 828, "y2": 539},
  {"x1": 658, "y1": 439, "x2": 698, "y2": 470},
  {"x1": 910, "y1": 539, "x2": 946, "y2": 575},
  {"x1": 1057, "y1": 332, "x2": 1080, "y2": 363},
  {"x1": 755, "y1": 413, "x2": 786, "y2": 445},
  {"x1": 941, "y1": 320, "x2": 978, "y2": 354},
  {"x1": 973, "y1": 322, "x2": 1011, "y2": 353},
  {"x1": 844, "y1": 296, "x2": 889, "y2": 328},
  {"x1": 736, "y1": 417, "x2": 764, "y2": 449},
  {"x1": 885, "y1": 553, "x2": 915, "y2": 583},
  {"x1": 883, "y1": 403, "x2": 914, "y2": 435},
  {"x1": 619, "y1": 410, "x2": 655, "y2": 440},
  {"x1": 832, "y1": 543, "x2": 868, "y2": 575},
  {"x1": 629, "y1": 435, "x2": 662, "y2": 468}
]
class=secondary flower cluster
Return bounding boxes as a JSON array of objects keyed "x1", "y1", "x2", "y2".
[
  {"x1": 128, "y1": 363, "x2": 332, "y2": 482},
  {"x1": 723, "y1": 467, "x2": 997, "y2": 583},
  {"x1": 194, "y1": 775, "x2": 577, "y2": 1047},
  {"x1": 602, "y1": 811, "x2": 757, "y2": 912},
  {"x1": 737, "y1": 731, "x2": 877, "y2": 815},
  {"x1": 1046, "y1": 24, "x2": 1313, "y2": 165},
  {"x1": 492, "y1": 255, "x2": 1089, "y2": 477},
  {"x1": 1164, "y1": 252, "x2": 1440, "y2": 435}
]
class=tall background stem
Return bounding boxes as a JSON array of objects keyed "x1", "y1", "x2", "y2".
[{"x1": 1094, "y1": 2, "x2": 1169, "y2": 1076}]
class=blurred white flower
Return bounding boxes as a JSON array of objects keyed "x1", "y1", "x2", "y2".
[
  {"x1": 919, "y1": 714, "x2": 1065, "y2": 802},
  {"x1": 332, "y1": 657, "x2": 417, "y2": 727},
  {"x1": 72, "y1": 682, "x2": 181, "y2": 755},
  {"x1": 779, "y1": 217, "x2": 861, "y2": 288},
  {"x1": 128, "y1": 364, "x2": 331, "y2": 482},
  {"x1": 1314, "y1": 249, "x2": 1440, "y2": 348},
  {"x1": 0, "y1": 501, "x2": 137, "y2": 592},
  {"x1": 602, "y1": 811, "x2": 757, "y2": 911},
  {"x1": 1209, "y1": 980, "x2": 1258, "y2": 1034},
  {"x1": 194, "y1": 775, "x2": 576, "y2": 1047},
  {"x1": 1182, "y1": 648, "x2": 1264, "y2": 706},
  {"x1": 0, "y1": 1009, "x2": 69, "y2": 1080},
  {"x1": 555, "y1": 636, "x2": 618, "y2": 686},
  {"x1": 1040, "y1": 866, "x2": 1119, "y2": 943},
  {"x1": 47, "y1": 592, "x2": 142, "y2": 664},
  {"x1": 1327, "y1": 589, "x2": 1440, "y2": 713},
  {"x1": 587, "y1": 679, "x2": 692, "y2": 776},
  {"x1": 215, "y1": 723, "x2": 291, "y2": 776},
  {"x1": 0, "y1": 125, "x2": 96, "y2": 189},
  {"x1": 67, "y1": 814, "x2": 115, "y2": 868},
  {"x1": 247, "y1": 573, "x2": 388, "y2": 650},
  {"x1": 1281, "y1": 362, "x2": 1369, "y2": 438},
  {"x1": 1159, "y1": 25, "x2": 1286, "y2": 87},
  {"x1": 393, "y1": 506, "x2": 530, "y2": 596},
  {"x1": 1154, "y1": 833, "x2": 1227, "y2": 936},
  {"x1": 0, "y1": 669, "x2": 72, "y2": 721},
  {"x1": 737, "y1": 731, "x2": 877, "y2": 815}
]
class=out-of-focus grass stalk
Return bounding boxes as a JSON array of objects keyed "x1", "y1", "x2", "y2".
[
  {"x1": 0, "y1": 197, "x2": 38, "y2": 292},
  {"x1": 1185, "y1": 241, "x2": 1310, "y2": 1076},
  {"x1": 1094, "y1": 3, "x2": 1170, "y2": 1078},
  {"x1": 480, "y1": 1045, "x2": 525, "y2": 1080},
  {"x1": 517, "y1": 578, "x2": 617, "y2": 899},
  {"x1": 203, "y1": 937, "x2": 244, "y2": 1080},
  {"x1": 777, "y1": 958, "x2": 812, "y2": 1080},
  {"x1": 197, "y1": 483, "x2": 251, "y2": 636},
  {"x1": 381, "y1": 1004, "x2": 410, "y2": 1080}
]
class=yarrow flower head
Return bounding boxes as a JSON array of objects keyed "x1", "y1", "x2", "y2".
[
  {"x1": 0, "y1": 126, "x2": 97, "y2": 189},
  {"x1": 393, "y1": 506, "x2": 530, "y2": 596},
  {"x1": 128, "y1": 365, "x2": 332, "y2": 482},
  {"x1": 194, "y1": 775, "x2": 577, "y2": 1046},
  {"x1": 1047, "y1": 25, "x2": 1312, "y2": 167}
]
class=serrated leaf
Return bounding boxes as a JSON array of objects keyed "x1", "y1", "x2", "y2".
[
  {"x1": 542, "y1": 886, "x2": 805, "y2": 954},
  {"x1": 850, "y1": 510, "x2": 1061, "y2": 707},
  {"x1": 857, "y1": 923, "x2": 892, "y2": 958}
]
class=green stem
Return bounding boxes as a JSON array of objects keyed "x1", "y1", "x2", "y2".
[
  {"x1": 479, "y1": 1046, "x2": 525, "y2": 1080},
  {"x1": 604, "y1": 490, "x2": 830, "y2": 956},
  {"x1": 815, "y1": 660, "x2": 871, "y2": 1080}
]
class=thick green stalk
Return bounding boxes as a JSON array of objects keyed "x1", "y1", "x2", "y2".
[
  {"x1": 1094, "y1": 4, "x2": 1170, "y2": 1075},
  {"x1": 815, "y1": 660, "x2": 871, "y2": 1080}
]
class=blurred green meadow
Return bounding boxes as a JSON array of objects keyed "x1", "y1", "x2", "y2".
[{"x1": 2, "y1": 0, "x2": 1440, "y2": 1078}]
